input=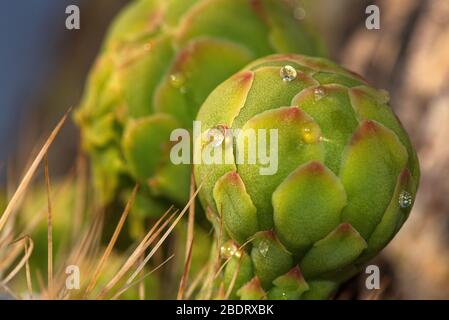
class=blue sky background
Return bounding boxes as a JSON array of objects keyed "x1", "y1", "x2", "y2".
[
  {"x1": 0, "y1": 1, "x2": 128, "y2": 183},
  {"x1": 0, "y1": 1, "x2": 70, "y2": 166}
]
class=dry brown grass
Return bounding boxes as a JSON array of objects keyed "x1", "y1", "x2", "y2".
[{"x1": 0, "y1": 109, "x2": 206, "y2": 300}]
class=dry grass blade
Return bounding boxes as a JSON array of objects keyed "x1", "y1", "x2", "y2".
[
  {"x1": 0, "y1": 177, "x2": 75, "y2": 277},
  {"x1": 0, "y1": 108, "x2": 71, "y2": 234},
  {"x1": 215, "y1": 282, "x2": 225, "y2": 299},
  {"x1": 0, "y1": 283, "x2": 19, "y2": 300},
  {"x1": 177, "y1": 236, "x2": 194, "y2": 300},
  {"x1": 198, "y1": 253, "x2": 217, "y2": 300},
  {"x1": 127, "y1": 183, "x2": 203, "y2": 285},
  {"x1": 138, "y1": 255, "x2": 145, "y2": 300},
  {"x1": 97, "y1": 207, "x2": 176, "y2": 299},
  {"x1": 73, "y1": 154, "x2": 87, "y2": 242},
  {"x1": 71, "y1": 207, "x2": 104, "y2": 266},
  {"x1": 57, "y1": 210, "x2": 101, "y2": 298},
  {"x1": 1, "y1": 236, "x2": 34, "y2": 286},
  {"x1": 36, "y1": 270, "x2": 45, "y2": 293},
  {"x1": 185, "y1": 264, "x2": 208, "y2": 299},
  {"x1": 6, "y1": 159, "x2": 15, "y2": 201},
  {"x1": 0, "y1": 233, "x2": 17, "y2": 269},
  {"x1": 111, "y1": 254, "x2": 175, "y2": 300},
  {"x1": 44, "y1": 154, "x2": 53, "y2": 298},
  {"x1": 212, "y1": 207, "x2": 225, "y2": 276},
  {"x1": 49, "y1": 206, "x2": 104, "y2": 298},
  {"x1": 84, "y1": 185, "x2": 139, "y2": 296},
  {"x1": 19, "y1": 175, "x2": 76, "y2": 237},
  {"x1": 24, "y1": 240, "x2": 33, "y2": 299},
  {"x1": 177, "y1": 174, "x2": 196, "y2": 300},
  {"x1": 185, "y1": 174, "x2": 196, "y2": 259},
  {"x1": 1, "y1": 162, "x2": 17, "y2": 246}
]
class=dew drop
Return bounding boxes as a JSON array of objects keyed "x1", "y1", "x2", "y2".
[
  {"x1": 302, "y1": 122, "x2": 321, "y2": 144},
  {"x1": 258, "y1": 240, "x2": 269, "y2": 257},
  {"x1": 220, "y1": 241, "x2": 240, "y2": 259},
  {"x1": 280, "y1": 65, "x2": 297, "y2": 82},
  {"x1": 206, "y1": 131, "x2": 224, "y2": 147},
  {"x1": 398, "y1": 191, "x2": 413, "y2": 209},
  {"x1": 314, "y1": 87, "x2": 326, "y2": 101},
  {"x1": 206, "y1": 125, "x2": 228, "y2": 148},
  {"x1": 169, "y1": 72, "x2": 186, "y2": 89}
]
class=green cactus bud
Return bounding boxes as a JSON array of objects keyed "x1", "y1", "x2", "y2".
[
  {"x1": 75, "y1": 0, "x2": 325, "y2": 214},
  {"x1": 268, "y1": 266, "x2": 309, "y2": 300},
  {"x1": 236, "y1": 276, "x2": 266, "y2": 300},
  {"x1": 250, "y1": 231, "x2": 292, "y2": 289},
  {"x1": 194, "y1": 54, "x2": 420, "y2": 299}
]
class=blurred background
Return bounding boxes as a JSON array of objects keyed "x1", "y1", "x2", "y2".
[
  {"x1": 0, "y1": 0, "x2": 127, "y2": 183},
  {"x1": 0, "y1": 0, "x2": 448, "y2": 299}
]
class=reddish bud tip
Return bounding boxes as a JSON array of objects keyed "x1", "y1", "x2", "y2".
[
  {"x1": 259, "y1": 230, "x2": 276, "y2": 240},
  {"x1": 286, "y1": 266, "x2": 304, "y2": 280},
  {"x1": 234, "y1": 70, "x2": 254, "y2": 84},
  {"x1": 351, "y1": 120, "x2": 380, "y2": 144},
  {"x1": 361, "y1": 120, "x2": 378, "y2": 132},
  {"x1": 305, "y1": 161, "x2": 325, "y2": 173},
  {"x1": 249, "y1": 0, "x2": 265, "y2": 16},
  {"x1": 280, "y1": 107, "x2": 301, "y2": 121},
  {"x1": 399, "y1": 168, "x2": 411, "y2": 185},
  {"x1": 246, "y1": 276, "x2": 263, "y2": 289},
  {"x1": 349, "y1": 87, "x2": 366, "y2": 99},
  {"x1": 337, "y1": 223, "x2": 353, "y2": 234},
  {"x1": 228, "y1": 171, "x2": 240, "y2": 181}
]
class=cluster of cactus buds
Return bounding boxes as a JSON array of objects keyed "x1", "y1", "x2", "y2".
[
  {"x1": 75, "y1": 0, "x2": 323, "y2": 219},
  {"x1": 75, "y1": 0, "x2": 419, "y2": 300}
]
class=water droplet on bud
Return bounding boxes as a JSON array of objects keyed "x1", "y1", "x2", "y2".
[
  {"x1": 280, "y1": 65, "x2": 297, "y2": 82},
  {"x1": 206, "y1": 125, "x2": 228, "y2": 148},
  {"x1": 398, "y1": 191, "x2": 413, "y2": 209},
  {"x1": 302, "y1": 122, "x2": 321, "y2": 144},
  {"x1": 220, "y1": 241, "x2": 241, "y2": 259},
  {"x1": 314, "y1": 87, "x2": 326, "y2": 101},
  {"x1": 169, "y1": 73, "x2": 185, "y2": 89},
  {"x1": 258, "y1": 240, "x2": 269, "y2": 257}
]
